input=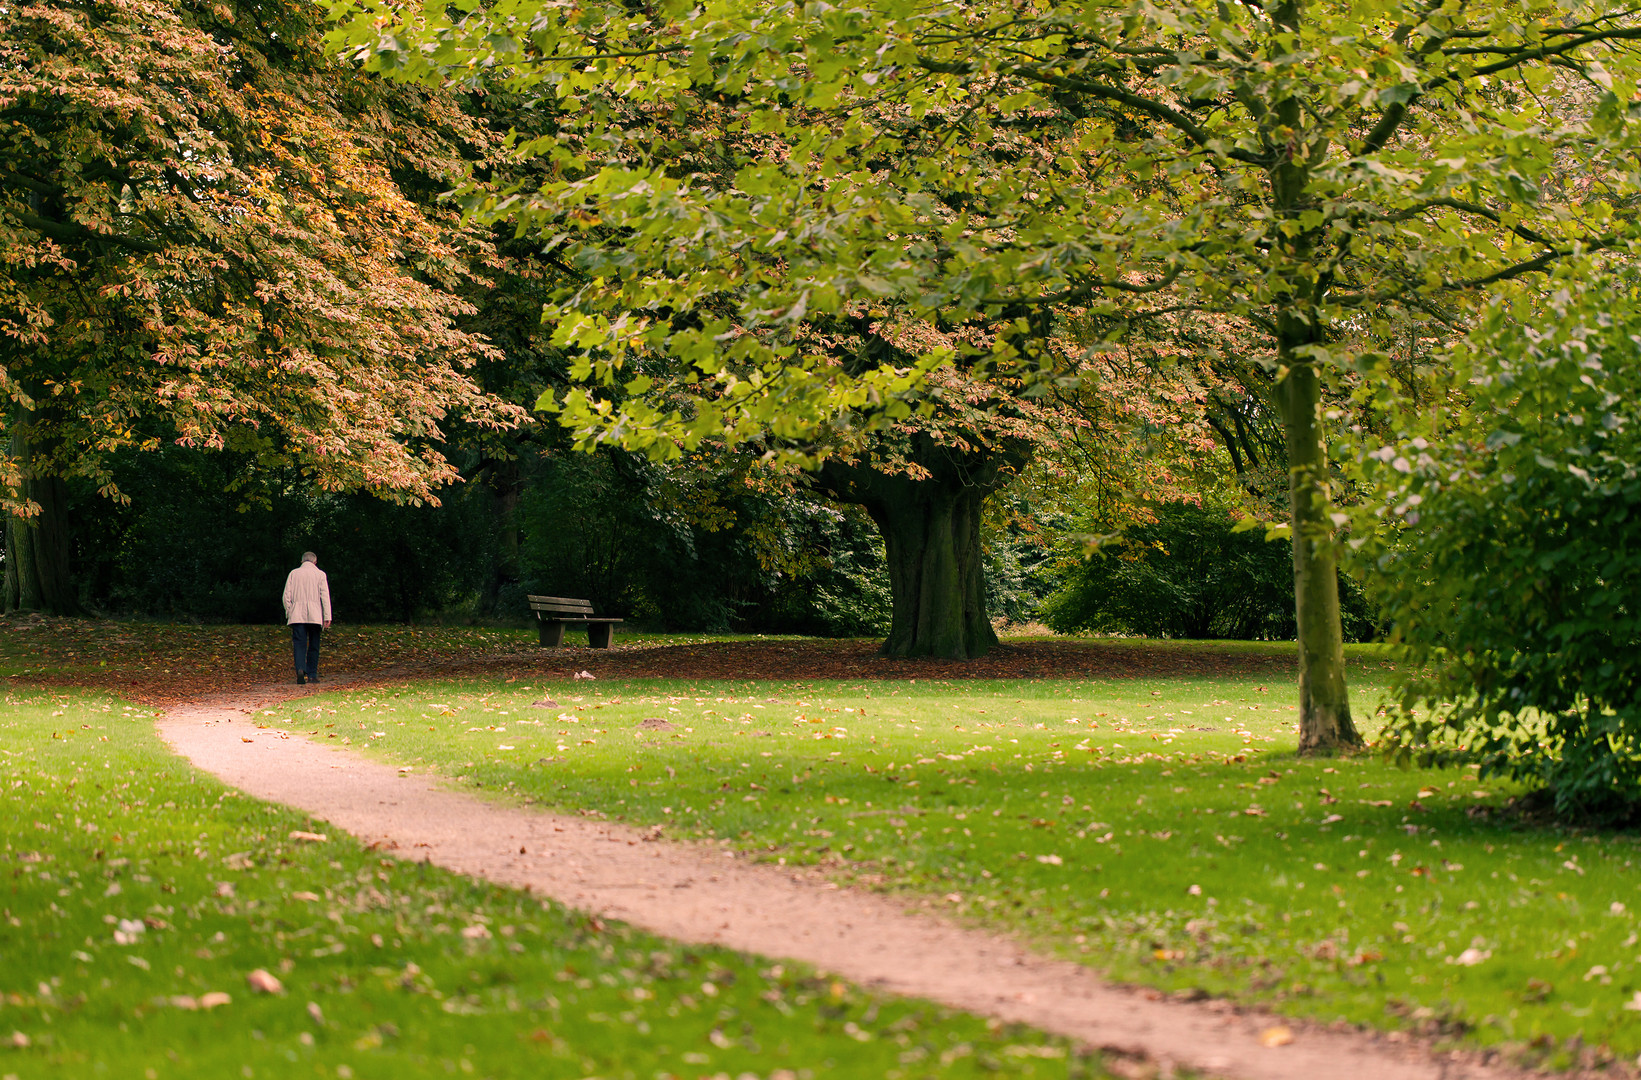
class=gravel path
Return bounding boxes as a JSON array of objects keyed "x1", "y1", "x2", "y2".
[{"x1": 157, "y1": 677, "x2": 1533, "y2": 1080}]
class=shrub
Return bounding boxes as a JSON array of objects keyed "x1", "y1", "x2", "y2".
[
  {"x1": 1360, "y1": 276, "x2": 1641, "y2": 821},
  {"x1": 1042, "y1": 502, "x2": 1377, "y2": 641}
]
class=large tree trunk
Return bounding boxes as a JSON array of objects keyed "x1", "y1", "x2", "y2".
[
  {"x1": 3, "y1": 426, "x2": 79, "y2": 615},
  {"x1": 870, "y1": 484, "x2": 996, "y2": 659},
  {"x1": 814, "y1": 433, "x2": 1026, "y2": 659}
]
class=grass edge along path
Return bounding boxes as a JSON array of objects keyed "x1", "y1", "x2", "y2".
[
  {"x1": 0, "y1": 683, "x2": 1106, "y2": 1080},
  {"x1": 157, "y1": 688, "x2": 1558, "y2": 1080}
]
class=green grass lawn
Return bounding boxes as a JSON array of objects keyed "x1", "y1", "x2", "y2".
[
  {"x1": 0, "y1": 686, "x2": 1103, "y2": 1079},
  {"x1": 264, "y1": 644, "x2": 1641, "y2": 1071}
]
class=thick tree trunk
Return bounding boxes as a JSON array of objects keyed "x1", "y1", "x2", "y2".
[
  {"x1": 3, "y1": 427, "x2": 79, "y2": 615},
  {"x1": 813, "y1": 434, "x2": 1026, "y2": 660},
  {"x1": 871, "y1": 486, "x2": 996, "y2": 659}
]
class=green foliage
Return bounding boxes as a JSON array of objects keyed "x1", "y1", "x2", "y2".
[
  {"x1": 1359, "y1": 272, "x2": 1641, "y2": 821},
  {"x1": 324, "y1": 0, "x2": 1641, "y2": 462},
  {"x1": 1042, "y1": 503, "x2": 1377, "y2": 641},
  {"x1": 517, "y1": 450, "x2": 892, "y2": 634},
  {"x1": 85, "y1": 448, "x2": 500, "y2": 623}
]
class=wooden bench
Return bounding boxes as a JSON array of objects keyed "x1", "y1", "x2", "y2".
[{"x1": 528, "y1": 595, "x2": 623, "y2": 648}]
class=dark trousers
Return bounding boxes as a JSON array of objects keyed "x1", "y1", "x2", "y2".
[{"x1": 290, "y1": 623, "x2": 322, "y2": 680}]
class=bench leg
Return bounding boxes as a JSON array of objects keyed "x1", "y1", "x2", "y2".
[
  {"x1": 588, "y1": 623, "x2": 614, "y2": 649},
  {"x1": 538, "y1": 620, "x2": 566, "y2": 647}
]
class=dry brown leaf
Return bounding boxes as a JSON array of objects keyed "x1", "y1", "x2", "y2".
[
  {"x1": 199, "y1": 991, "x2": 231, "y2": 1009},
  {"x1": 1259, "y1": 1025, "x2": 1295, "y2": 1048},
  {"x1": 288, "y1": 830, "x2": 328, "y2": 843},
  {"x1": 291, "y1": 890, "x2": 321, "y2": 902},
  {"x1": 246, "y1": 968, "x2": 284, "y2": 995}
]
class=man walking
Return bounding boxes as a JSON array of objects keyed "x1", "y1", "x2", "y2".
[{"x1": 283, "y1": 551, "x2": 332, "y2": 685}]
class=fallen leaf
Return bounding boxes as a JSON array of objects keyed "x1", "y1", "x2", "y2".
[
  {"x1": 199, "y1": 992, "x2": 231, "y2": 1009},
  {"x1": 247, "y1": 969, "x2": 284, "y2": 995},
  {"x1": 1259, "y1": 1026, "x2": 1294, "y2": 1047},
  {"x1": 9, "y1": 1031, "x2": 30, "y2": 1048},
  {"x1": 291, "y1": 890, "x2": 320, "y2": 902},
  {"x1": 461, "y1": 924, "x2": 492, "y2": 940},
  {"x1": 288, "y1": 831, "x2": 328, "y2": 843}
]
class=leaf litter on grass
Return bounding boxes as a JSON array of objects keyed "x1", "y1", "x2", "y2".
[
  {"x1": 0, "y1": 684, "x2": 1111, "y2": 1079},
  {"x1": 290, "y1": 668, "x2": 1641, "y2": 1073}
]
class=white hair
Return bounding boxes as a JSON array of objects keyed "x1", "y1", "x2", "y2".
[{"x1": 302, "y1": 551, "x2": 318, "y2": 564}]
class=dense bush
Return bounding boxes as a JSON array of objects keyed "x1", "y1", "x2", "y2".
[
  {"x1": 71, "y1": 444, "x2": 894, "y2": 634},
  {"x1": 981, "y1": 492, "x2": 1063, "y2": 626},
  {"x1": 1360, "y1": 278, "x2": 1641, "y2": 822},
  {"x1": 516, "y1": 450, "x2": 893, "y2": 634},
  {"x1": 1041, "y1": 502, "x2": 1377, "y2": 641},
  {"x1": 91, "y1": 447, "x2": 501, "y2": 622}
]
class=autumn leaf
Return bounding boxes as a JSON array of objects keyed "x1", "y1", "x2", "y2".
[{"x1": 246, "y1": 969, "x2": 284, "y2": 995}]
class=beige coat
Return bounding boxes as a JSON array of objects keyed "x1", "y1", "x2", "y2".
[{"x1": 282, "y1": 562, "x2": 332, "y2": 625}]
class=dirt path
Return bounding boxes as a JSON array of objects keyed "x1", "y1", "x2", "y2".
[{"x1": 158, "y1": 677, "x2": 1526, "y2": 1080}]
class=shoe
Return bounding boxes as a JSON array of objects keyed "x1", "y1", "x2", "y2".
[
  {"x1": 296, "y1": 673, "x2": 306, "y2": 685},
  {"x1": 310, "y1": 675, "x2": 321, "y2": 683}
]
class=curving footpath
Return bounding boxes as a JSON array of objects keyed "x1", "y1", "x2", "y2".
[{"x1": 158, "y1": 678, "x2": 1538, "y2": 1080}]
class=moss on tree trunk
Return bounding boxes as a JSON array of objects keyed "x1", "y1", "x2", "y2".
[{"x1": 1277, "y1": 356, "x2": 1361, "y2": 752}]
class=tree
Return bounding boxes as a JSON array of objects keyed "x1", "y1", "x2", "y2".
[
  {"x1": 0, "y1": 0, "x2": 522, "y2": 612},
  {"x1": 332, "y1": 0, "x2": 1641, "y2": 749},
  {"x1": 806, "y1": 370, "x2": 1039, "y2": 658}
]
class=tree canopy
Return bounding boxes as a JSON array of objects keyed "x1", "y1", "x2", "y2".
[
  {"x1": 0, "y1": 0, "x2": 524, "y2": 610},
  {"x1": 330, "y1": 0, "x2": 1641, "y2": 748}
]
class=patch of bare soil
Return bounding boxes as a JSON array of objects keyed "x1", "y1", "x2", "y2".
[{"x1": 153, "y1": 676, "x2": 1563, "y2": 1080}]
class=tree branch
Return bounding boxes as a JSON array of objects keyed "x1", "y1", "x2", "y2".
[{"x1": 14, "y1": 212, "x2": 162, "y2": 255}]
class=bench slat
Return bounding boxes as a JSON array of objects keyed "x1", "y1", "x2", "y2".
[{"x1": 530, "y1": 600, "x2": 595, "y2": 614}]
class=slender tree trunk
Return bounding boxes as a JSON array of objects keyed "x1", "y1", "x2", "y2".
[
  {"x1": 1268, "y1": 0, "x2": 1360, "y2": 752},
  {"x1": 1276, "y1": 350, "x2": 1360, "y2": 751},
  {"x1": 3, "y1": 426, "x2": 79, "y2": 615},
  {"x1": 869, "y1": 486, "x2": 996, "y2": 659}
]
